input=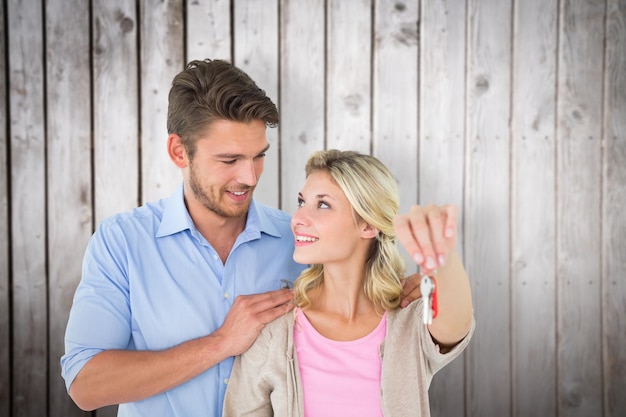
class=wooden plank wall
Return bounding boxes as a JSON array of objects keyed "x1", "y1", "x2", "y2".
[{"x1": 0, "y1": 1, "x2": 624, "y2": 416}]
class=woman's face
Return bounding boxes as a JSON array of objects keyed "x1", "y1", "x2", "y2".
[{"x1": 291, "y1": 170, "x2": 364, "y2": 266}]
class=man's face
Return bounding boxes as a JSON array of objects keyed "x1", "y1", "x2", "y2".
[{"x1": 186, "y1": 119, "x2": 269, "y2": 220}]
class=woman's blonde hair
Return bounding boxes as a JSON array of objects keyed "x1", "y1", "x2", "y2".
[{"x1": 293, "y1": 149, "x2": 406, "y2": 311}]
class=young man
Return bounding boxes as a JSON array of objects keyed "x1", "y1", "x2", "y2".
[{"x1": 61, "y1": 59, "x2": 455, "y2": 416}]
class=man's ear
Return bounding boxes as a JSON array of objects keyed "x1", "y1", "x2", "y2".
[
  {"x1": 168, "y1": 133, "x2": 188, "y2": 168},
  {"x1": 360, "y1": 222, "x2": 379, "y2": 239}
]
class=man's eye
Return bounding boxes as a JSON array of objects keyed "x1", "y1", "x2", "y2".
[
  {"x1": 222, "y1": 159, "x2": 237, "y2": 165},
  {"x1": 255, "y1": 153, "x2": 266, "y2": 159}
]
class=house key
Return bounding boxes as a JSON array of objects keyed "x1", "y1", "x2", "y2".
[{"x1": 420, "y1": 273, "x2": 438, "y2": 325}]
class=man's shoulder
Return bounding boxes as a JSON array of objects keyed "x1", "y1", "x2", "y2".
[{"x1": 96, "y1": 198, "x2": 166, "y2": 236}]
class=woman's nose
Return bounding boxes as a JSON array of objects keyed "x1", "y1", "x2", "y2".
[{"x1": 291, "y1": 206, "x2": 308, "y2": 227}]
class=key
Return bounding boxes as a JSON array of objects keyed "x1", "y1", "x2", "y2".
[
  {"x1": 420, "y1": 274, "x2": 438, "y2": 325},
  {"x1": 420, "y1": 275, "x2": 434, "y2": 324}
]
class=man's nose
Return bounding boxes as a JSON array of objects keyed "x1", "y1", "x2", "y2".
[{"x1": 237, "y1": 160, "x2": 258, "y2": 186}]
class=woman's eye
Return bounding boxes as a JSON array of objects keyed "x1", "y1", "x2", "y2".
[
  {"x1": 318, "y1": 201, "x2": 329, "y2": 209},
  {"x1": 297, "y1": 198, "x2": 304, "y2": 207}
]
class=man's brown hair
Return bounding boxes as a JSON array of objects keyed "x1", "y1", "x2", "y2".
[{"x1": 167, "y1": 59, "x2": 279, "y2": 158}]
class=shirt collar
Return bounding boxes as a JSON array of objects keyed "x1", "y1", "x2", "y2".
[{"x1": 156, "y1": 183, "x2": 284, "y2": 240}]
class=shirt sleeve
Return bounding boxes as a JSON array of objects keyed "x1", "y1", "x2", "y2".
[
  {"x1": 417, "y1": 298, "x2": 476, "y2": 376},
  {"x1": 60, "y1": 220, "x2": 133, "y2": 392}
]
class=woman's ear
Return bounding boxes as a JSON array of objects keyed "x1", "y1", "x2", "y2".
[
  {"x1": 168, "y1": 133, "x2": 188, "y2": 168},
  {"x1": 360, "y1": 222, "x2": 379, "y2": 239}
]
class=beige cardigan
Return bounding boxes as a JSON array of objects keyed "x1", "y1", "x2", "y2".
[{"x1": 223, "y1": 299, "x2": 475, "y2": 417}]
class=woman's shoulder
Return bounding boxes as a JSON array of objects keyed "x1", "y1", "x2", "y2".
[
  {"x1": 254, "y1": 310, "x2": 295, "y2": 349},
  {"x1": 384, "y1": 299, "x2": 426, "y2": 345},
  {"x1": 238, "y1": 312, "x2": 294, "y2": 369},
  {"x1": 387, "y1": 298, "x2": 423, "y2": 325}
]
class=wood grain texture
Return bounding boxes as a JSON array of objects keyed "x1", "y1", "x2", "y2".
[
  {"x1": 279, "y1": 0, "x2": 325, "y2": 214},
  {"x1": 139, "y1": 0, "x2": 184, "y2": 204},
  {"x1": 0, "y1": 2, "x2": 9, "y2": 416},
  {"x1": 0, "y1": 1, "x2": 623, "y2": 416},
  {"x1": 419, "y1": 0, "x2": 466, "y2": 207},
  {"x1": 234, "y1": 0, "x2": 280, "y2": 208},
  {"x1": 603, "y1": 1, "x2": 626, "y2": 416},
  {"x1": 557, "y1": 1, "x2": 605, "y2": 416},
  {"x1": 372, "y1": 0, "x2": 419, "y2": 208},
  {"x1": 511, "y1": 0, "x2": 558, "y2": 416},
  {"x1": 327, "y1": 0, "x2": 372, "y2": 154},
  {"x1": 93, "y1": 0, "x2": 140, "y2": 225},
  {"x1": 465, "y1": 0, "x2": 513, "y2": 415},
  {"x1": 419, "y1": 1, "x2": 468, "y2": 415},
  {"x1": 372, "y1": 0, "x2": 419, "y2": 273},
  {"x1": 186, "y1": 0, "x2": 231, "y2": 61},
  {"x1": 8, "y1": 0, "x2": 47, "y2": 415},
  {"x1": 45, "y1": 2, "x2": 93, "y2": 416}
]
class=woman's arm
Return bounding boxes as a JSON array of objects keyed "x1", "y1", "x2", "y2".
[
  {"x1": 393, "y1": 204, "x2": 474, "y2": 348},
  {"x1": 223, "y1": 329, "x2": 275, "y2": 417},
  {"x1": 425, "y1": 251, "x2": 473, "y2": 348}
]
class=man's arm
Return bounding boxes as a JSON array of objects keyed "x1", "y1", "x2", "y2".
[
  {"x1": 399, "y1": 273, "x2": 422, "y2": 307},
  {"x1": 69, "y1": 289, "x2": 293, "y2": 411}
]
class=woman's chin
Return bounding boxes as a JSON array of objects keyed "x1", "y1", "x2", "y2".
[{"x1": 293, "y1": 251, "x2": 314, "y2": 265}]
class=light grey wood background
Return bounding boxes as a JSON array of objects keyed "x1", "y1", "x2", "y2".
[{"x1": 1, "y1": 0, "x2": 625, "y2": 416}]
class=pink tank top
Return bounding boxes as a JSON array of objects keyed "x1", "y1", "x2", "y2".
[{"x1": 294, "y1": 308, "x2": 387, "y2": 417}]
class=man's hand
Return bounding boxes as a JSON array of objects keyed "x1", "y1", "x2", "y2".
[
  {"x1": 213, "y1": 288, "x2": 294, "y2": 356},
  {"x1": 400, "y1": 272, "x2": 422, "y2": 308}
]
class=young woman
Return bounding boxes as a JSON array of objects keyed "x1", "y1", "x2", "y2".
[{"x1": 223, "y1": 149, "x2": 474, "y2": 417}]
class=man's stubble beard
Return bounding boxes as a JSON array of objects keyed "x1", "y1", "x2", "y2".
[{"x1": 188, "y1": 160, "x2": 254, "y2": 220}]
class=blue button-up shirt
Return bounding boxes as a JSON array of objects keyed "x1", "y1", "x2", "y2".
[{"x1": 61, "y1": 184, "x2": 306, "y2": 417}]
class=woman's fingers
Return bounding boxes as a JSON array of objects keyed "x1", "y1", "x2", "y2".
[{"x1": 394, "y1": 204, "x2": 458, "y2": 273}]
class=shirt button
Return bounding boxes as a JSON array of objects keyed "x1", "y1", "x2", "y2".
[
  {"x1": 213, "y1": 254, "x2": 219, "y2": 260},
  {"x1": 224, "y1": 292, "x2": 230, "y2": 299},
  {"x1": 224, "y1": 378, "x2": 229, "y2": 384}
]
